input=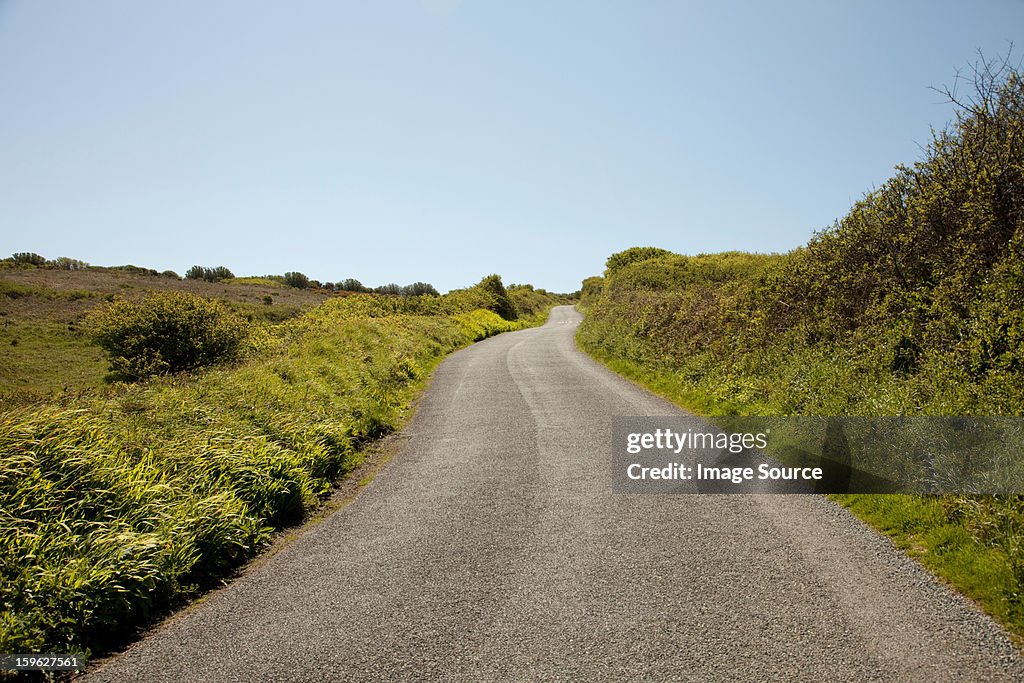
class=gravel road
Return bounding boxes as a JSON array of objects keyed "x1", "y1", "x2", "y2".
[{"x1": 84, "y1": 306, "x2": 1024, "y2": 682}]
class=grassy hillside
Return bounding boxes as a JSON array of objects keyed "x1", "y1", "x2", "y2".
[
  {"x1": 578, "y1": 64, "x2": 1024, "y2": 636},
  {"x1": 0, "y1": 265, "x2": 329, "y2": 395},
  {"x1": 0, "y1": 266, "x2": 569, "y2": 658}
]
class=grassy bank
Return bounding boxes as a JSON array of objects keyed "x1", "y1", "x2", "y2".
[
  {"x1": 577, "y1": 62, "x2": 1024, "y2": 639},
  {"x1": 0, "y1": 275, "x2": 567, "y2": 657}
]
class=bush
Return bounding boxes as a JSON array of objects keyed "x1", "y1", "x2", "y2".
[
  {"x1": 185, "y1": 265, "x2": 235, "y2": 282},
  {"x1": 53, "y1": 256, "x2": 89, "y2": 270},
  {"x1": 336, "y1": 278, "x2": 369, "y2": 293},
  {"x1": 110, "y1": 265, "x2": 159, "y2": 276},
  {"x1": 476, "y1": 274, "x2": 517, "y2": 320},
  {"x1": 508, "y1": 284, "x2": 559, "y2": 318},
  {"x1": 604, "y1": 247, "x2": 673, "y2": 276},
  {"x1": 86, "y1": 292, "x2": 248, "y2": 380},
  {"x1": 402, "y1": 282, "x2": 440, "y2": 297},
  {"x1": 579, "y1": 276, "x2": 604, "y2": 307},
  {"x1": 11, "y1": 252, "x2": 46, "y2": 266},
  {"x1": 284, "y1": 271, "x2": 310, "y2": 289}
]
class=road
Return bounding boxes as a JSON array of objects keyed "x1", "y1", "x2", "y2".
[{"x1": 85, "y1": 306, "x2": 1024, "y2": 682}]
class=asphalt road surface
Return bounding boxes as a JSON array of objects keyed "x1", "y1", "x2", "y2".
[{"x1": 85, "y1": 306, "x2": 1024, "y2": 682}]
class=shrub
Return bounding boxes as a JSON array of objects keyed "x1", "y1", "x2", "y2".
[
  {"x1": 86, "y1": 291, "x2": 248, "y2": 380},
  {"x1": 216, "y1": 267, "x2": 234, "y2": 280},
  {"x1": 604, "y1": 247, "x2": 673, "y2": 276},
  {"x1": 110, "y1": 265, "x2": 159, "y2": 276},
  {"x1": 284, "y1": 271, "x2": 310, "y2": 289},
  {"x1": 579, "y1": 276, "x2": 604, "y2": 307},
  {"x1": 476, "y1": 274, "x2": 517, "y2": 320},
  {"x1": 53, "y1": 256, "x2": 89, "y2": 270},
  {"x1": 508, "y1": 284, "x2": 560, "y2": 318},
  {"x1": 11, "y1": 252, "x2": 46, "y2": 266},
  {"x1": 185, "y1": 265, "x2": 235, "y2": 282},
  {"x1": 336, "y1": 278, "x2": 369, "y2": 293},
  {"x1": 402, "y1": 282, "x2": 440, "y2": 297},
  {"x1": 0, "y1": 281, "x2": 34, "y2": 299}
]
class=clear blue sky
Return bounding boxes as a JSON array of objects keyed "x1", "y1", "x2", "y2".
[{"x1": 1, "y1": 1, "x2": 1022, "y2": 293}]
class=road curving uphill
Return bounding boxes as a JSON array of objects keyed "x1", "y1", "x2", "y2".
[{"x1": 85, "y1": 306, "x2": 1024, "y2": 682}]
